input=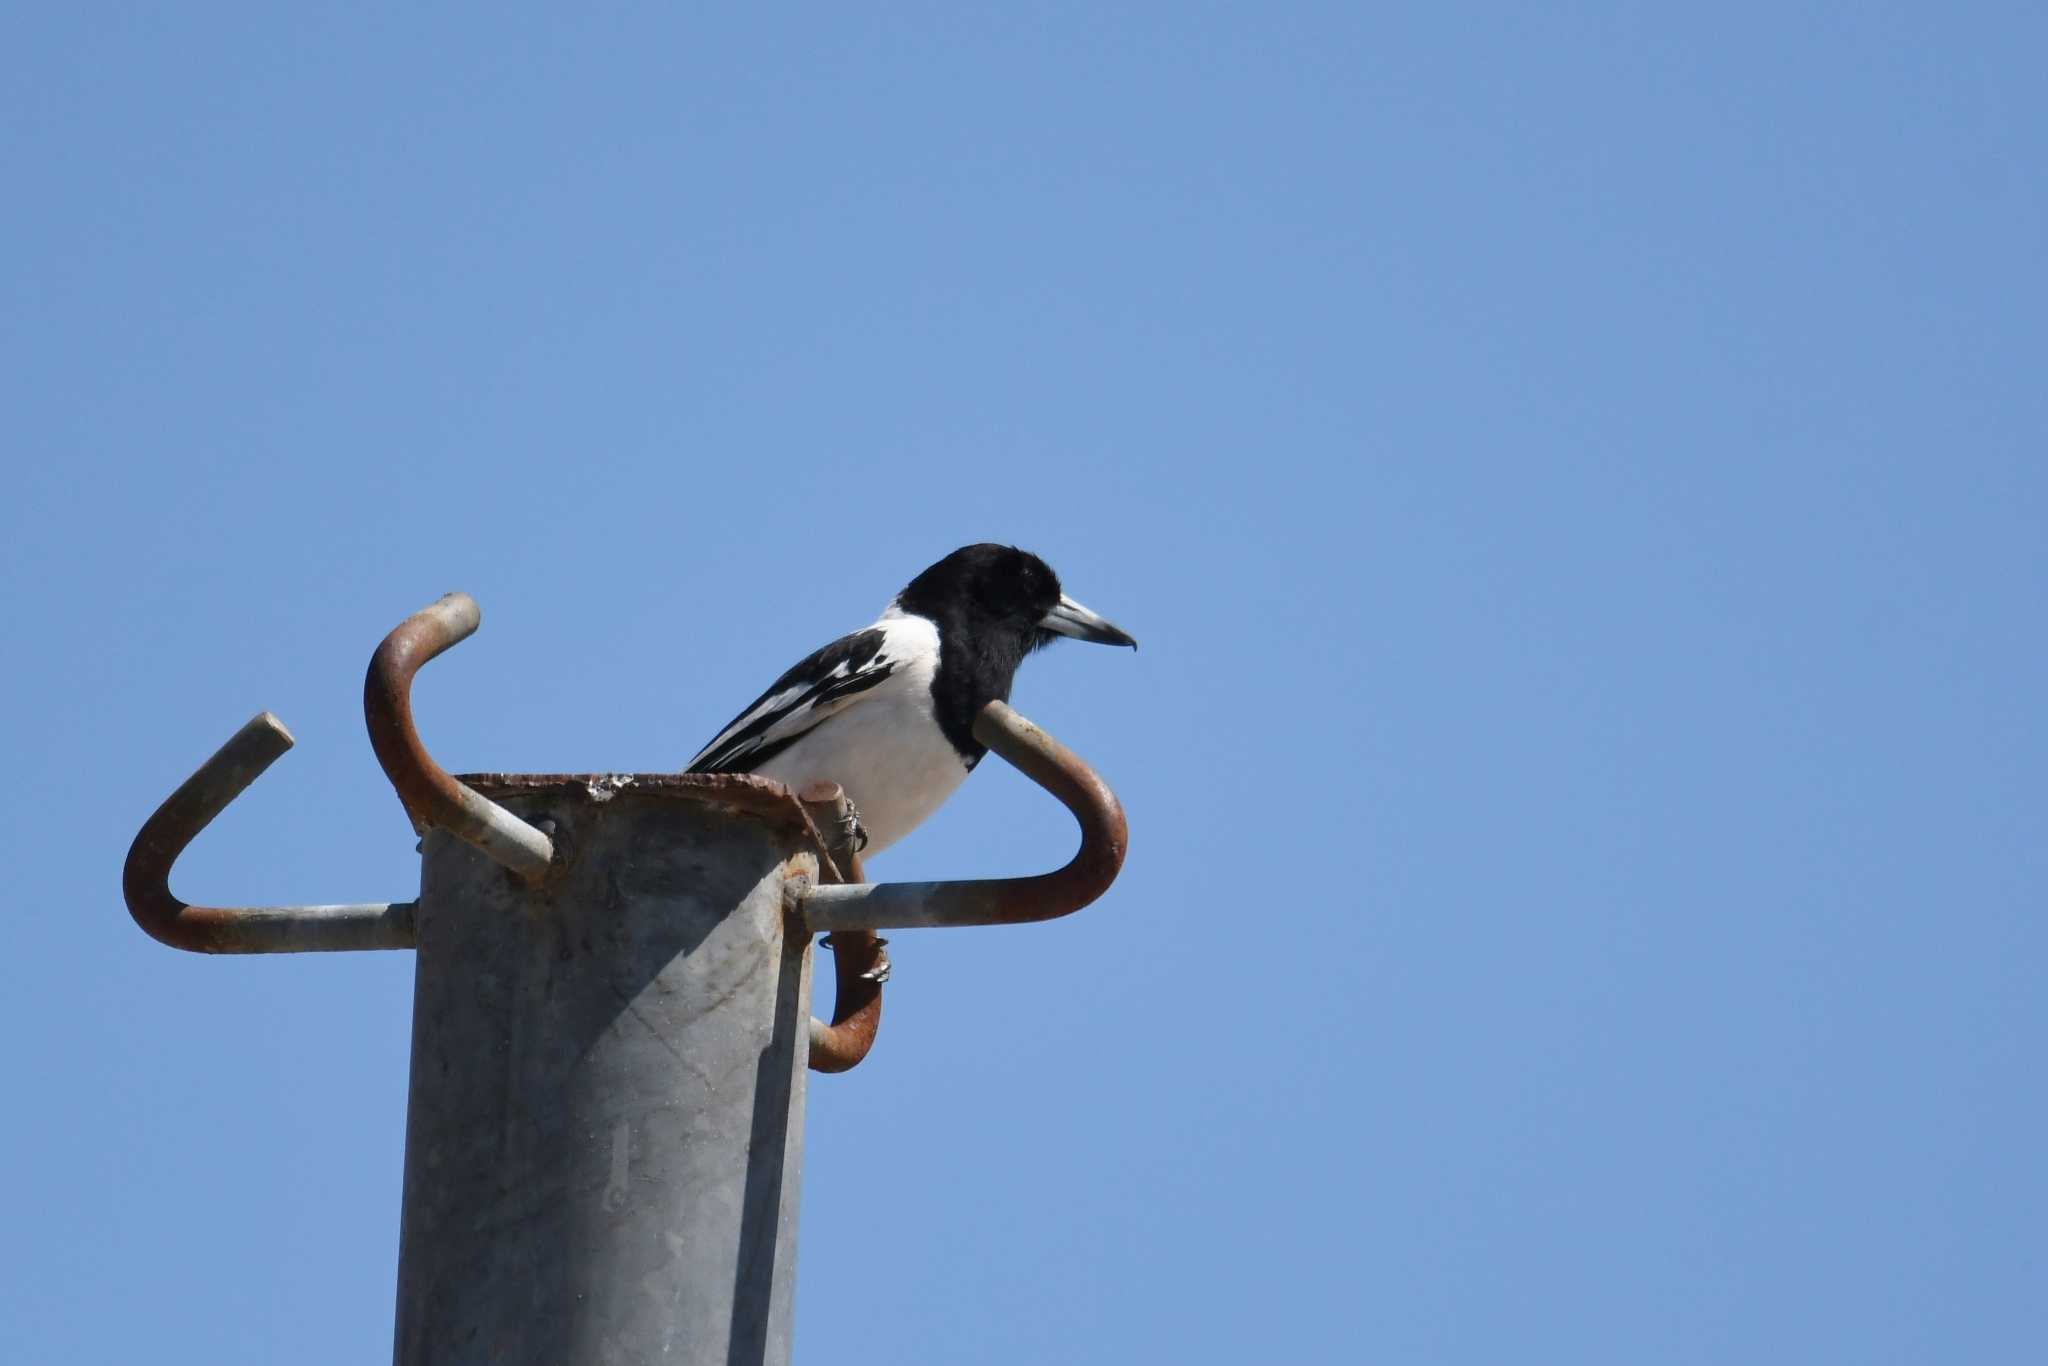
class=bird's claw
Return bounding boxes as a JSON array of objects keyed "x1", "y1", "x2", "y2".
[
  {"x1": 839, "y1": 798, "x2": 871, "y2": 853},
  {"x1": 821, "y1": 933, "x2": 891, "y2": 984}
]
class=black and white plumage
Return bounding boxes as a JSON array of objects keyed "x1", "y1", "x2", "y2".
[{"x1": 687, "y1": 544, "x2": 1136, "y2": 855}]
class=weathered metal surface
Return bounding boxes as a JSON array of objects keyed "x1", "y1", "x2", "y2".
[
  {"x1": 448, "y1": 769, "x2": 829, "y2": 842},
  {"x1": 799, "y1": 700, "x2": 1128, "y2": 933},
  {"x1": 364, "y1": 592, "x2": 556, "y2": 880},
  {"x1": 393, "y1": 780, "x2": 816, "y2": 1366},
  {"x1": 122, "y1": 711, "x2": 417, "y2": 953},
  {"x1": 799, "y1": 781, "x2": 886, "y2": 1074}
]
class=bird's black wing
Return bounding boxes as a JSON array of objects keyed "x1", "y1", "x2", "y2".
[{"x1": 687, "y1": 626, "x2": 900, "y2": 774}]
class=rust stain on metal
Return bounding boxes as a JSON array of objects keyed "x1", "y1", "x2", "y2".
[{"x1": 459, "y1": 771, "x2": 829, "y2": 845}]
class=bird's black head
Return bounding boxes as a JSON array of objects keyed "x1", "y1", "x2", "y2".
[
  {"x1": 897, "y1": 543, "x2": 1137, "y2": 653},
  {"x1": 896, "y1": 543, "x2": 1136, "y2": 762}
]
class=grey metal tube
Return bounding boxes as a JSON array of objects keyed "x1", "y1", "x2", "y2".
[{"x1": 393, "y1": 779, "x2": 817, "y2": 1366}]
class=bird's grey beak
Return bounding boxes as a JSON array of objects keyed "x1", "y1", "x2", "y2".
[{"x1": 1039, "y1": 593, "x2": 1138, "y2": 649}]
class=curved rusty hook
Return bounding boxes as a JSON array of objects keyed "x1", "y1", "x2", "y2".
[
  {"x1": 799, "y1": 780, "x2": 888, "y2": 1073},
  {"x1": 798, "y1": 700, "x2": 1128, "y2": 933},
  {"x1": 123, "y1": 712, "x2": 417, "y2": 953},
  {"x1": 364, "y1": 593, "x2": 554, "y2": 881}
]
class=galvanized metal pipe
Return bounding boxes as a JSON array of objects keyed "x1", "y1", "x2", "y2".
[
  {"x1": 122, "y1": 712, "x2": 417, "y2": 953},
  {"x1": 393, "y1": 776, "x2": 819, "y2": 1366}
]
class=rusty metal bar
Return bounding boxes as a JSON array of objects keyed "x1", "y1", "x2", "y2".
[
  {"x1": 122, "y1": 712, "x2": 417, "y2": 953},
  {"x1": 799, "y1": 700, "x2": 1128, "y2": 933},
  {"x1": 799, "y1": 780, "x2": 887, "y2": 1074},
  {"x1": 364, "y1": 593, "x2": 554, "y2": 881}
]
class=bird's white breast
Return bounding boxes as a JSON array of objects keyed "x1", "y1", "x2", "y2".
[{"x1": 748, "y1": 613, "x2": 967, "y2": 855}]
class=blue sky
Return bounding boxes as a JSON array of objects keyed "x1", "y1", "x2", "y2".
[{"x1": 4, "y1": 5, "x2": 2043, "y2": 1362}]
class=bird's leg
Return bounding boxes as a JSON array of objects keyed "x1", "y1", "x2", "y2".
[
  {"x1": 834, "y1": 800, "x2": 883, "y2": 977},
  {"x1": 799, "y1": 781, "x2": 884, "y2": 980}
]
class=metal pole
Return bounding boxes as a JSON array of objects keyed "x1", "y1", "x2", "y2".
[
  {"x1": 393, "y1": 775, "x2": 818, "y2": 1366},
  {"x1": 122, "y1": 593, "x2": 1130, "y2": 1366}
]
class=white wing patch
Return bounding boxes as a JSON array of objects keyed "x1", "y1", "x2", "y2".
[{"x1": 687, "y1": 613, "x2": 940, "y2": 775}]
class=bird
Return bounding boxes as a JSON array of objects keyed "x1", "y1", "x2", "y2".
[{"x1": 686, "y1": 543, "x2": 1136, "y2": 858}]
